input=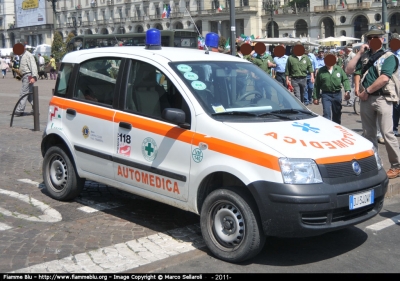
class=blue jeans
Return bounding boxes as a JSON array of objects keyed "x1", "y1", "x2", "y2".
[
  {"x1": 321, "y1": 92, "x2": 342, "y2": 124},
  {"x1": 304, "y1": 77, "x2": 314, "y2": 104}
]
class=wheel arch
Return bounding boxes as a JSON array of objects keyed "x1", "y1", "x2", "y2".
[
  {"x1": 41, "y1": 134, "x2": 81, "y2": 178},
  {"x1": 196, "y1": 171, "x2": 259, "y2": 217}
]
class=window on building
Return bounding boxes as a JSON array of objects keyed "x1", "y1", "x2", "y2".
[
  {"x1": 0, "y1": 18, "x2": 3, "y2": 27},
  {"x1": 212, "y1": 0, "x2": 219, "y2": 9},
  {"x1": 102, "y1": 10, "x2": 106, "y2": 20},
  {"x1": 119, "y1": 8, "x2": 122, "y2": 18},
  {"x1": 38, "y1": 34, "x2": 43, "y2": 45},
  {"x1": 186, "y1": 1, "x2": 189, "y2": 9},
  {"x1": 136, "y1": 7, "x2": 141, "y2": 17}
]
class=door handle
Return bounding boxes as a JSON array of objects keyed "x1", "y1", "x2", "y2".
[
  {"x1": 119, "y1": 122, "x2": 132, "y2": 130},
  {"x1": 66, "y1": 109, "x2": 76, "y2": 116}
]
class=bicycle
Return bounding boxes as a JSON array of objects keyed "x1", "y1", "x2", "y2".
[{"x1": 353, "y1": 96, "x2": 361, "y2": 115}]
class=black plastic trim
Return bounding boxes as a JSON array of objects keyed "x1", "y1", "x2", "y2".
[{"x1": 74, "y1": 145, "x2": 186, "y2": 182}]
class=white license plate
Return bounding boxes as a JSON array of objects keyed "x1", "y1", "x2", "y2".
[{"x1": 349, "y1": 189, "x2": 374, "y2": 210}]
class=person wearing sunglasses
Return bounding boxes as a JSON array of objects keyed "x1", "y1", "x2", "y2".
[{"x1": 346, "y1": 27, "x2": 400, "y2": 179}]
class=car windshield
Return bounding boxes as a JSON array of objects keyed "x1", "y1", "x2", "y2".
[{"x1": 170, "y1": 61, "x2": 310, "y2": 119}]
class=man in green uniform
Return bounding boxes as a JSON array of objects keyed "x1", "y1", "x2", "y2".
[
  {"x1": 251, "y1": 50, "x2": 275, "y2": 76},
  {"x1": 251, "y1": 49, "x2": 276, "y2": 99},
  {"x1": 285, "y1": 42, "x2": 314, "y2": 103},
  {"x1": 346, "y1": 27, "x2": 400, "y2": 179},
  {"x1": 313, "y1": 54, "x2": 351, "y2": 124}
]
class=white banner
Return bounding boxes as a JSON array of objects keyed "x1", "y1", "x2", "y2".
[{"x1": 15, "y1": 0, "x2": 47, "y2": 28}]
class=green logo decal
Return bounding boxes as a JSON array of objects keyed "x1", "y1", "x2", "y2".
[
  {"x1": 192, "y1": 148, "x2": 203, "y2": 163},
  {"x1": 142, "y1": 137, "x2": 158, "y2": 162}
]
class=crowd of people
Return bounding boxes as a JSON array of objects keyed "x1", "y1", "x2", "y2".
[{"x1": 234, "y1": 29, "x2": 400, "y2": 179}]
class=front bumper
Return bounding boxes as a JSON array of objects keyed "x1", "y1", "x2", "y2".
[{"x1": 248, "y1": 168, "x2": 388, "y2": 237}]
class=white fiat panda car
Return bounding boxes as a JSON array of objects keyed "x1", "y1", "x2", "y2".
[{"x1": 41, "y1": 31, "x2": 388, "y2": 263}]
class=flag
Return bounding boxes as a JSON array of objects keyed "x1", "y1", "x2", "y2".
[
  {"x1": 341, "y1": 0, "x2": 344, "y2": 8},
  {"x1": 225, "y1": 37, "x2": 230, "y2": 49},
  {"x1": 166, "y1": 4, "x2": 171, "y2": 18},
  {"x1": 162, "y1": 5, "x2": 167, "y2": 18},
  {"x1": 218, "y1": 4, "x2": 223, "y2": 11}
]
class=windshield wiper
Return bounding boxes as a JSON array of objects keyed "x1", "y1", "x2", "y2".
[
  {"x1": 211, "y1": 111, "x2": 257, "y2": 116},
  {"x1": 256, "y1": 112, "x2": 295, "y2": 120},
  {"x1": 269, "y1": 109, "x2": 316, "y2": 116}
]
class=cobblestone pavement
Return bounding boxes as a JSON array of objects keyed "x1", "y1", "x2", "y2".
[{"x1": 0, "y1": 75, "x2": 399, "y2": 273}]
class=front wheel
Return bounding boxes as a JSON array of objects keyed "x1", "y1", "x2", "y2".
[
  {"x1": 200, "y1": 187, "x2": 266, "y2": 263},
  {"x1": 42, "y1": 144, "x2": 85, "y2": 201}
]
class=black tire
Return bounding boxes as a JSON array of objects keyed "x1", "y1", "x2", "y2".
[
  {"x1": 200, "y1": 187, "x2": 266, "y2": 263},
  {"x1": 42, "y1": 144, "x2": 85, "y2": 201},
  {"x1": 353, "y1": 96, "x2": 361, "y2": 115}
]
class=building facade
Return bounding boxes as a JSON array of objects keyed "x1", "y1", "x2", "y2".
[{"x1": 1, "y1": 0, "x2": 400, "y2": 48}]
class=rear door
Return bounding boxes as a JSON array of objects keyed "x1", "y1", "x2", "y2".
[
  {"x1": 112, "y1": 59, "x2": 194, "y2": 201},
  {"x1": 62, "y1": 57, "x2": 123, "y2": 179}
]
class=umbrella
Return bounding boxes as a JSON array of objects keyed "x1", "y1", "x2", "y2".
[
  {"x1": 316, "y1": 36, "x2": 360, "y2": 42},
  {"x1": 315, "y1": 37, "x2": 337, "y2": 43},
  {"x1": 253, "y1": 37, "x2": 320, "y2": 46}
]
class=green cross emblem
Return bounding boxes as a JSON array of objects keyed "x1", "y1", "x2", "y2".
[{"x1": 145, "y1": 143, "x2": 154, "y2": 156}]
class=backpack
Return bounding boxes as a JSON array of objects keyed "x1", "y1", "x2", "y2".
[{"x1": 360, "y1": 50, "x2": 400, "y2": 102}]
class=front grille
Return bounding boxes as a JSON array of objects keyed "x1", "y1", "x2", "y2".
[
  {"x1": 302, "y1": 213, "x2": 328, "y2": 225},
  {"x1": 332, "y1": 205, "x2": 374, "y2": 223},
  {"x1": 301, "y1": 200, "x2": 380, "y2": 226},
  {"x1": 318, "y1": 156, "x2": 377, "y2": 178}
]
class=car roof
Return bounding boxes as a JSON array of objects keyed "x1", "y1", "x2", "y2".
[{"x1": 62, "y1": 46, "x2": 247, "y2": 64}]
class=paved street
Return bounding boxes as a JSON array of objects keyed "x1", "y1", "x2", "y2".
[{"x1": 0, "y1": 73, "x2": 399, "y2": 273}]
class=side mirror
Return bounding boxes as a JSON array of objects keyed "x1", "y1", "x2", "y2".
[{"x1": 162, "y1": 108, "x2": 190, "y2": 129}]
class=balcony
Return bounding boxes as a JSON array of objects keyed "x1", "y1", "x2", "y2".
[
  {"x1": 314, "y1": 5, "x2": 336, "y2": 13},
  {"x1": 131, "y1": 16, "x2": 144, "y2": 22},
  {"x1": 95, "y1": 19, "x2": 108, "y2": 25},
  {"x1": 107, "y1": 0, "x2": 114, "y2": 5},
  {"x1": 90, "y1": 3, "x2": 97, "y2": 8},
  {"x1": 169, "y1": 12, "x2": 184, "y2": 18},
  {"x1": 148, "y1": 15, "x2": 161, "y2": 19},
  {"x1": 113, "y1": 18, "x2": 126, "y2": 23},
  {"x1": 75, "y1": 5, "x2": 82, "y2": 10},
  {"x1": 61, "y1": 7, "x2": 67, "y2": 11},
  {"x1": 347, "y1": 2, "x2": 370, "y2": 10},
  {"x1": 82, "y1": 21, "x2": 92, "y2": 27},
  {"x1": 388, "y1": 2, "x2": 400, "y2": 8}
]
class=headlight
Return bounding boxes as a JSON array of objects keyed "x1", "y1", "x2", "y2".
[
  {"x1": 279, "y1": 158, "x2": 323, "y2": 184},
  {"x1": 373, "y1": 146, "x2": 383, "y2": 170}
]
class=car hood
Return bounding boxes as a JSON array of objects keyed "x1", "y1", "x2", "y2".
[{"x1": 223, "y1": 116, "x2": 373, "y2": 163}]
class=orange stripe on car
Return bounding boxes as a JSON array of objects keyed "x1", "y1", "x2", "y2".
[
  {"x1": 50, "y1": 97, "x2": 115, "y2": 121},
  {"x1": 315, "y1": 149, "x2": 374, "y2": 165}
]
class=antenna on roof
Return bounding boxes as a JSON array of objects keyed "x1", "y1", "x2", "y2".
[{"x1": 185, "y1": 7, "x2": 209, "y2": 53}]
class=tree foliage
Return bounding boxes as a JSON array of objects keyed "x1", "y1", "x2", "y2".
[
  {"x1": 51, "y1": 32, "x2": 66, "y2": 62},
  {"x1": 65, "y1": 32, "x2": 75, "y2": 47}
]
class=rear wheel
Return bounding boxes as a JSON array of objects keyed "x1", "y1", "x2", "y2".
[
  {"x1": 200, "y1": 187, "x2": 266, "y2": 263},
  {"x1": 42, "y1": 144, "x2": 85, "y2": 201}
]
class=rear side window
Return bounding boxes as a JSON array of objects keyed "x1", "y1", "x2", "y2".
[
  {"x1": 73, "y1": 57, "x2": 122, "y2": 106},
  {"x1": 54, "y1": 63, "x2": 73, "y2": 96}
]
